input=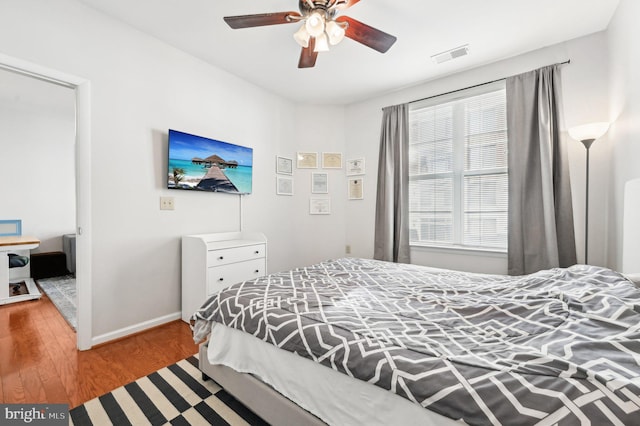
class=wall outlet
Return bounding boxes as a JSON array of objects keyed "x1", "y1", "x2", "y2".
[
  {"x1": 160, "y1": 196, "x2": 175, "y2": 210},
  {"x1": 345, "y1": 244, "x2": 351, "y2": 254}
]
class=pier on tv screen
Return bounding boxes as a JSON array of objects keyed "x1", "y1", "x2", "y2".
[{"x1": 167, "y1": 129, "x2": 253, "y2": 194}]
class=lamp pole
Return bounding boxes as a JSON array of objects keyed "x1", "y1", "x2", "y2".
[
  {"x1": 569, "y1": 122, "x2": 609, "y2": 266},
  {"x1": 581, "y1": 138, "x2": 595, "y2": 265}
]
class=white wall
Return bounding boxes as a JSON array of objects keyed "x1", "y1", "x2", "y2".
[
  {"x1": 0, "y1": 0, "x2": 347, "y2": 341},
  {"x1": 344, "y1": 32, "x2": 611, "y2": 274},
  {"x1": 0, "y1": 69, "x2": 76, "y2": 253},
  {"x1": 240, "y1": 103, "x2": 349, "y2": 272},
  {"x1": 286, "y1": 104, "x2": 349, "y2": 266},
  {"x1": 606, "y1": 0, "x2": 640, "y2": 273}
]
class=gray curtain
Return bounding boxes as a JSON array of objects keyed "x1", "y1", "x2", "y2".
[
  {"x1": 374, "y1": 104, "x2": 410, "y2": 263},
  {"x1": 507, "y1": 64, "x2": 576, "y2": 275}
]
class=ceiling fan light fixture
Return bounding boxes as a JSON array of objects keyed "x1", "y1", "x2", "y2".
[
  {"x1": 294, "y1": 24, "x2": 311, "y2": 48},
  {"x1": 314, "y1": 32, "x2": 330, "y2": 52},
  {"x1": 223, "y1": 1, "x2": 398, "y2": 69},
  {"x1": 305, "y1": 12, "x2": 325, "y2": 37},
  {"x1": 325, "y1": 20, "x2": 345, "y2": 45}
]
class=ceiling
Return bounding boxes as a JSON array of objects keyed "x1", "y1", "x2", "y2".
[{"x1": 77, "y1": 0, "x2": 620, "y2": 105}]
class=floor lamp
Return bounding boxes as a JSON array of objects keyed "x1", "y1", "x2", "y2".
[{"x1": 568, "y1": 122, "x2": 610, "y2": 265}]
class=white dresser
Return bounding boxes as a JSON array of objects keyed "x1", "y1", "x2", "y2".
[{"x1": 181, "y1": 231, "x2": 267, "y2": 322}]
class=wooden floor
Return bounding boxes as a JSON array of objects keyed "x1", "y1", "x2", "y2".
[{"x1": 0, "y1": 289, "x2": 198, "y2": 408}]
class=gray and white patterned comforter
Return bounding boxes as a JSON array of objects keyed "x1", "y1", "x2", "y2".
[{"x1": 192, "y1": 258, "x2": 640, "y2": 425}]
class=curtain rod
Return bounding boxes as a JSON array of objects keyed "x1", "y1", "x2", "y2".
[{"x1": 406, "y1": 59, "x2": 571, "y2": 106}]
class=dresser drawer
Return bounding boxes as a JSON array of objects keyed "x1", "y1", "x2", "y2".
[
  {"x1": 182, "y1": 232, "x2": 267, "y2": 323},
  {"x1": 207, "y1": 258, "x2": 265, "y2": 296},
  {"x1": 207, "y1": 244, "x2": 265, "y2": 267}
]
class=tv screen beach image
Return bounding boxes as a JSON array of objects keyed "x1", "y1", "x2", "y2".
[{"x1": 168, "y1": 130, "x2": 253, "y2": 194}]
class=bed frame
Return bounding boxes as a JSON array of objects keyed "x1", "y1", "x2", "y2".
[{"x1": 198, "y1": 344, "x2": 326, "y2": 425}]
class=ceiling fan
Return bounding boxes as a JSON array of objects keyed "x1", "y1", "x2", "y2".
[{"x1": 223, "y1": 0, "x2": 397, "y2": 68}]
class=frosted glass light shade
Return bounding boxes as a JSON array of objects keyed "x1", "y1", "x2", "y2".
[
  {"x1": 569, "y1": 122, "x2": 610, "y2": 142},
  {"x1": 313, "y1": 32, "x2": 330, "y2": 52},
  {"x1": 305, "y1": 12, "x2": 325, "y2": 37},
  {"x1": 325, "y1": 21, "x2": 345, "y2": 45},
  {"x1": 294, "y1": 25, "x2": 310, "y2": 48}
]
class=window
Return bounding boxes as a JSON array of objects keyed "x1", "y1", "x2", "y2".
[{"x1": 408, "y1": 82, "x2": 508, "y2": 251}]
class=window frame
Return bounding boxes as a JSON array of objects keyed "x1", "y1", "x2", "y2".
[{"x1": 408, "y1": 81, "x2": 508, "y2": 253}]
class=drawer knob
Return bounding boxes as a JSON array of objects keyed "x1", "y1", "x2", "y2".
[
  {"x1": 218, "y1": 278, "x2": 224, "y2": 281},
  {"x1": 254, "y1": 250, "x2": 260, "y2": 254},
  {"x1": 218, "y1": 256, "x2": 224, "y2": 260},
  {"x1": 254, "y1": 269, "x2": 259, "y2": 273}
]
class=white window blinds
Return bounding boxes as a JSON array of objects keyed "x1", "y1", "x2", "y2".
[{"x1": 409, "y1": 82, "x2": 508, "y2": 250}]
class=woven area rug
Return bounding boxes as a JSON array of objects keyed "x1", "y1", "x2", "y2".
[
  {"x1": 69, "y1": 355, "x2": 268, "y2": 426},
  {"x1": 36, "y1": 274, "x2": 77, "y2": 330}
]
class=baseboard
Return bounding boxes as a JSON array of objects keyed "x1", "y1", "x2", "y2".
[{"x1": 91, "y1": 311, "x2": 182, "y2": 347}]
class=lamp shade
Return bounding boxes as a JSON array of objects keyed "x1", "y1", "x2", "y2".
[
  {"x1": 313, "y1": 32, "x2": 330, "y2": 52},
  {"x1": 568, "y1": 122, "x2": 610, "y2": 142},
  {"x1": 325, "y1": 20, "x2": 345, "y2": 45},
  {"x1": 305, "y1": 12, "x2": 325, "y2": 37},
  {"x1": 294, "y1": 25, "x2": 310, "y2": 48}
]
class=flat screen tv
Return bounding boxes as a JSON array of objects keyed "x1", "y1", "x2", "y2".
[{"x1": 167, "y1": 129, "x2": 253, "y2": 194}]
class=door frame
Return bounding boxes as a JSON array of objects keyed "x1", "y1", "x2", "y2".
[{"x1": 0, "y1": 52, "x2": 92, "y2": 350}]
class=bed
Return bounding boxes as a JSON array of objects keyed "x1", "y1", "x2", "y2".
[{"x1": 191, "y1": 257, "x2": 640, "y2": 425}]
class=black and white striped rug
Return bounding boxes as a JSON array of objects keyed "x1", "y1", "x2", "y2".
[{"x1": 70, "y1": 355, "x2": 268, "y2": 425}]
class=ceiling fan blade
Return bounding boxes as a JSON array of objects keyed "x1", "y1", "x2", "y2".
[
  {"x1": 298, "y1": 38, "x2": 318, "y2": 68},
  {"x1": 224, "y1": 12, "x2": 302, "y2": 29},
  {"x1": 333, "y1": 0, "x2": 361, "y2": 10},
  {"x1": 336, "y1": 16, "x2": 397, "y2": 53}
]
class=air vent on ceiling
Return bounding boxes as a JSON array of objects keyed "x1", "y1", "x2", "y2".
[{"x1": 431, "y1": 45, "x2": 470, "y2": 64}]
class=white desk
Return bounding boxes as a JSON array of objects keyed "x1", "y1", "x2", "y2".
[{"x1": 0, "y1": 236, "x2": 42, "y2": 305}]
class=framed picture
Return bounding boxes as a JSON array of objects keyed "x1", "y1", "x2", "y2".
[
  {"x1": 276, "y1": 156, "x2": 293, "y2": 175},
  {"x1": 311, "y1": 172, "x2": 329, "y2": 194},
  {"x1": 346, "y1": 158, "x2": 365, "y2": 175},
  {"x1": 0, "y1": 220, "x2": 22, "y2": 236},
  {"x1": 297, "y1": 152, "x2": 318, "y2": 169},
  {"x1": 310, "y1": 198, "x2": 331, "y2": 215},
  {"x1": 348, "y1": 177, "x2": 364, "y2": 200},
  {"x1": 276, "y1": 176, "x2": 294, "y2": 196},
  {"x1": 322, "y1": 152, "x2": 342, "y2": 169}
]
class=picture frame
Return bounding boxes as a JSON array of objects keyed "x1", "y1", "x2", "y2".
[
  {"x1": 322, "y1": 152, "x2": 342, "y2": 169},
  {"x1": 297, "y1": 152, "x2": 318, "y2": 169},
  {"x1": 346, "y1": 158, "x2": 365, "y2": 176},
  {"x1": 276, "y1": 176, "x2": 294, "y2": 196},
  {"x1": 311, "y1": 172, "x2": 329, "y2": 194},
  {"x1": 276, "y1": 156, "x2": 293, "y2": 175},
  {"x1": 0, "y1": 220, "x2": 22, "y2": 236},
  {"x1": 309, "y1": 198, "x2": 331, "y2": 215},
  {"x1": 348, "y1": 177, "x2": 364, "y2": 200}
]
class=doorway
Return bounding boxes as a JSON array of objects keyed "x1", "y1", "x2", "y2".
[
  {"x1": 0, "y1": 53, "x2": 92, "y2": 350},
  {"x1": 0, "y1": 67, "x2": 75, "y2": 327}
]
